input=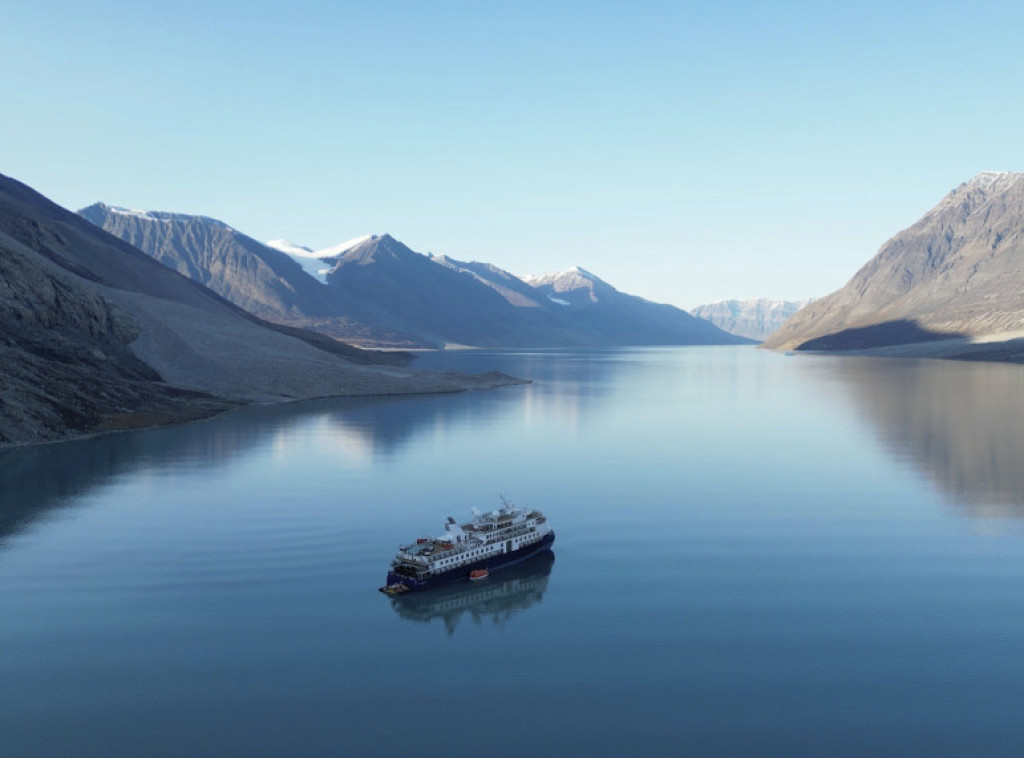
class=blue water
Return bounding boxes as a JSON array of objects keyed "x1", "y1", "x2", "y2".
[{"x1": 3, "y1": 346, "x2": 1024, "y2": 756}]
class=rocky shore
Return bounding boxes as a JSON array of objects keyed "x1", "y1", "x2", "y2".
[{"x1": 0, "y1": 172, "x2": 528, "y2": 450}]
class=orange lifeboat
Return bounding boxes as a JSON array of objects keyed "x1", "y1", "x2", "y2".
[{"x1": 469, "y1": 569, "x2": 489, "y2": 582}]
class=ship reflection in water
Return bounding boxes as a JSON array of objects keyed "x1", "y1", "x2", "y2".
[{"x1": 389, "y1": 551, "x2": 555, "y2": 635}]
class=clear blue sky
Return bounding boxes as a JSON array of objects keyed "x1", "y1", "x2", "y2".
[{"x1": 2, "y1": 1, "x2": 1022, "y2": 308}]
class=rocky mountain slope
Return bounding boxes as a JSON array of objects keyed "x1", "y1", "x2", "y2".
[
  {"x1": 295, "y1": 239, "x2": 749, "y2": 346},
  {"x1": 524, "y1": 266, "x2": 751, "y2": 345},
  {"x1": 318, "y1": 234, "x2": 557, "y2": 347},
  {"x1": 80, "y1": 204, "x2": 415, "y2": 345},
  {"x1": 82, "y1": 207, "x2": 748, "y2": 348},
  {"x1": 764, "y1": 172, "x2": 1024, "y2": 351},
  {"x1": 691, "y1": 298, "x2": 813, "y2": 341},
  {"x1": 0, "y1": 174, "x2": 520, "y2": 448}
]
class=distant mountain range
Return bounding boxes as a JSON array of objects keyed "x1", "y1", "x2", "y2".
[
  {"x1": 81, "y1": 204, "x2": 750, "y2": 349},
  {"x1": 691, "y1": 298, "x2": 814, "y2": 341},
  {"x1": 0, "y1": 175, "x2": 519, "y2": 448},
  {"x1": 764, "y1": 172, "x2": 1024, "y2": 352}
]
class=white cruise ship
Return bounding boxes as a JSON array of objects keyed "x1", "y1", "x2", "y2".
[{"x1": 381, "y1": 499, "x2": 555, "y2": 593}]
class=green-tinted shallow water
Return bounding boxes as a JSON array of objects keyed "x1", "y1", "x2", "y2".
[{"x1": 4, "y1": 346, "x2": 1024, "y2": 757}]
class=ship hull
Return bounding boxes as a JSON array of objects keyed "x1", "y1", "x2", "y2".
[{"x1": 386, "y1": 531, "x2": 555, "y2": 592}]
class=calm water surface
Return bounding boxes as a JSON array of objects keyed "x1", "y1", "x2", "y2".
[{"x1": 4, "y1": 346, "x2": 1024, "y2": 756}]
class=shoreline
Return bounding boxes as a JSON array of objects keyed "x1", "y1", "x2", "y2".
[
  {"x1": 0, "y1": 371, "x2": 530, "y2": 453},
  {"x1": 778, "y1": 333, "x2": 1024, "y2": 366}
]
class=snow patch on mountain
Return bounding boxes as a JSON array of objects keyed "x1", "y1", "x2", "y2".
[
  {"x1": 266, "y1": 234, "x2": 381, "y2": 283},
  {"x1": 315, "y1": 234, "x2": 377, "y2": 258},
  {"x1": 523, "y1": 266, "x2": 602, "y2": 289},
  {"x1": 266, "y1": 239, "x2": 314, "y2": 256},
  {"x1": 265, "y1": 245, "x2": 333, "y2": 283},
  {"x1": 102, "y1": 204, "x2": 233, "y2": 229}
]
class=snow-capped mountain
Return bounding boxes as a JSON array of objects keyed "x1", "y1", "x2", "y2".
[
  {"x1": 524, "y1": 267, "x2": 615, "y2": 307},
  {"x1": 79, "y1": 205, "x2": 417, "y2": 346},
  {"x1": 261, "y1": 232, "x2": 738, "y2": 346},
  {"x1": 691, "y1": 298, "x2": 814, "y2": 341},
  {"x1": 81, "y1": 206, "x2": 749, "y2": 348},
  {"x1": 524, "y1": 266, "x2": 601, "y2": 289},
  {"x1": 80, "y1": 202, "x2": 339, "y2": 321},
  {"x1": 522, "y1": 265, "x2": 750, "y2": 345}
]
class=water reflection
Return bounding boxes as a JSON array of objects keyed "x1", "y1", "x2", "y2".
[
  {"x1": 827, "y1": 357, "x2": 1024, "y2": 516},
  {"x1": 414, "y1": 348, "x2": 636, "y2": 432},
  {"x1": 388, "y1": 551, "x2": 555, "y2": 635},
  {"x1": 0, "y1": 350, "x2": 628, "y2": 550},
  {"x1": 0, "y1": 390, "x2": 524, "y2": 547}
]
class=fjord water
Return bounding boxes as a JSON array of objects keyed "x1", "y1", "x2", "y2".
[{"x1": 4, "y1": 347, "x2": 1024, "y2": 757}]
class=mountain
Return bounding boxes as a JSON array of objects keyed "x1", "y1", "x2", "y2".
[
  {"x1": 266, "y1": 234, "x2": 375, "y2": 283},
  {"x1": 297, "y1": 241, "x2": 748, "y2": 346},
  {"x1": 77, "y1": 204, "x2": 329, "y2": 317},
  {"x1": 764, "y1": 171, "x2": 1024, "y2": 352},
  {"x1": 430, "y1": 254, "x2": 547, "y2": 309},
  {"x1": 318, "y1": 234, "x2": 552, "y2": 347},
  {"x1": 80, "y1": 204, "x2": 417, "y2": 346},
  {"x1": 691, "y1": 298, "x2": 814, "y2": 341},
  {"x1": 1, "y1": 174, "x2": 519, "y2": 448},
  {"x1": 82, "y1": 205, "x2": 747, "y2": 347},
  {"x1": 523, "y1": 267, "x2": 751, "y2": 345}
]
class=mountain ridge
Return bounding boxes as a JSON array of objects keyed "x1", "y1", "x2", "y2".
[
  {"x1": 82, "y1": 205, "x2": 749, "y2": 348},
  {"x1": 80, "y1": 206, "x2": 422, "y2": 346},
  {"x1": 763, "y1": 171, "x2": 1024, "y2": 352},
  {"x1": 692, "y1": 298, "x2": 814, "y2": 341}
]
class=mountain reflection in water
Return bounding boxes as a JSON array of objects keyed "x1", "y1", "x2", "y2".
[
  {"x1": 0, "y1": 390, "x2": 521, "y2": 548},
  {"x1": 827, "y1": 357, "x2": 1024, "y2": 517},
  {"x1": 389, "y1": 551, "x2": 555, "y2": 635}
]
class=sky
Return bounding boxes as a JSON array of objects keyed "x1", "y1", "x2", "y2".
[{"x1": 2, "y1": 1, "x2": 1023, "y2": 309}]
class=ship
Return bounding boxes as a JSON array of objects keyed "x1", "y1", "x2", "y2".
[{"x1": 380, "y1": 499, "x2": 555, "y2": 594}]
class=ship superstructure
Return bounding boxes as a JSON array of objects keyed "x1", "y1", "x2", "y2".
[{"x1": 381, "y1": 500, "x2": 555, "y2": 593}]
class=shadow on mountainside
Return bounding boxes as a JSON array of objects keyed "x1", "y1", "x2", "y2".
[{"x1": 796, "y1": 320, "x2": 966, "y2": 351}]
